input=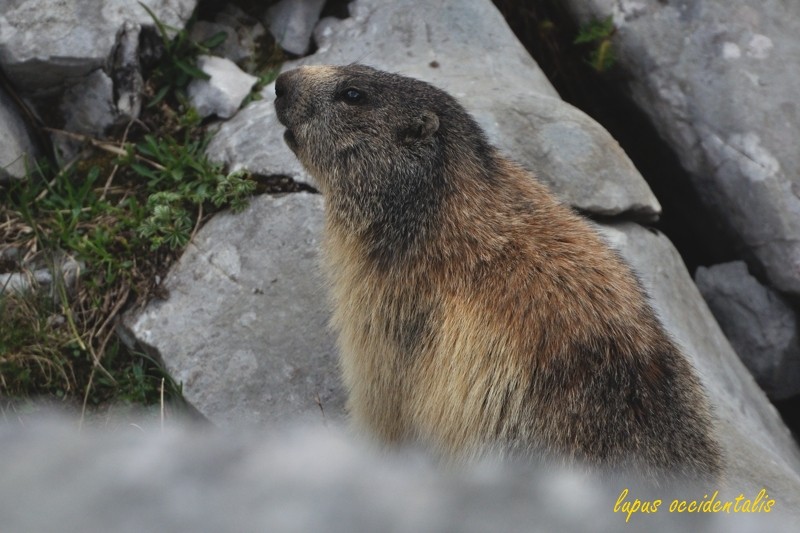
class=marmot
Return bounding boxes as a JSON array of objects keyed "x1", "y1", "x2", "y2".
[{"x1": 274, "y1": 64, "x2": 722, "y2": 480}]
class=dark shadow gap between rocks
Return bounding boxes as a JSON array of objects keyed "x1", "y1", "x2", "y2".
[
  {"x1": 253, "y1": 174, "x2": 319, "y2": 195},
  {"x1": 491, "y1": 0, "x2": 738, "y2": 274}
]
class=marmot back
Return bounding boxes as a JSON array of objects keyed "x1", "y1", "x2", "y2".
[{"x1": 274, "y1": 64, "x2": 722, "y2": 481}]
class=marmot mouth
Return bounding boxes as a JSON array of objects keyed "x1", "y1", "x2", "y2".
[{"x1": 283, "y1": 129, "x2": 299, "y2": 153}]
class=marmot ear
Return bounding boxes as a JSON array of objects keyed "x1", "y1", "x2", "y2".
[{"x1": 401, "y1": 110, "x2": 439, "y2": 144}]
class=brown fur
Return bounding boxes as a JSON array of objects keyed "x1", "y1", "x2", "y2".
[{"x1": 274, "y1": 64, "x2": 722, "y2": 480}]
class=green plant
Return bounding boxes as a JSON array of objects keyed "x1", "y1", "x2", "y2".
[
  {"x1": 574, "y1": 15, "x2": 617, "y2": 72},
  {"x1": 140, "y1": 2, "x2": 227, "y2": 106},
  {"x1": 0, "y1": 289, "x2": 76, "y2": 398},
  {"x1": 1, "y1": 1, "x2": 279, "y2": 418},
  {"x1": 3, "y1": 168, "x2": 129, "y2": 402},
  {"x1": 93, "y1": 341, "x2": 182, "y2": 406},
  {"x1": 127, "y1": 132, "x2": 255, "y2": 250},
  {"x1": 137, "y1": 191, "x2": 193, "y2": 250}
]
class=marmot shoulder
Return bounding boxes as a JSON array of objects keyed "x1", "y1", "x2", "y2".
[{"x1": 274, "y1": 64, "x2": 722, "y2": 481}]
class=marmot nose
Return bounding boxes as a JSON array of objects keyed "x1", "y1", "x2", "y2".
[
  {"x1": 275, "y1": 70, "x2": 298, "y2": 100},
  {"x1": 275, "y1": 76, "x2": 286, "y2": 98}
]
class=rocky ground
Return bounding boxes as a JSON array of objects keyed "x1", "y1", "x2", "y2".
[{"x1": 2, "y1": 0, "x2": 800, "y2": 529}]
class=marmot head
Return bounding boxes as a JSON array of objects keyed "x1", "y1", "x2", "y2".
[
  {"x1": 274, "y1": 64, "x2": 496, "y2": 260},
  {"x1": 274, "y1": 65, "x2": 446, "y2": 189}
]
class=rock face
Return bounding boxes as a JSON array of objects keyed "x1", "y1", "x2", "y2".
[
  {"x1": 696, "y1": 261, "x2": 800, "y2": 400},
  {"x1": 208, "y1": 0, "x2": 661, "y2": 220},
  {"x1": 0, "y1": 1, "x2": 197, "y2": 160},
  {"x1": 122, "y1": 193, "x2": 345, "y2": 427},
  {"x1": 187, "y1": 55, "x2": 257, "y2": 119},
  {"x1": 265, "y1": 0, "x2": 327, "y2": 56},
  {"x1": 60, "y1": 69, "x2": 118, "y2": 137},
  {"x1": 563, "y1": 0, "x2": 800, "y2": 297},
  {"x1": 1, "y1": 419, "x2": 797, "y2": 533},
  {"x1": 0, "y1": 83, "x2": 39, "y2": 182},
  {"x1": 0, "y1": 0, "x2": 196, "y2": 94},
  {"x1": 0, "y1": 255, "x2": 81, "y2": 296}
]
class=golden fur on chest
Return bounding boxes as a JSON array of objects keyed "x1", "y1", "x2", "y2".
[{"x1": 325, "y1": 159, "x2": 667, "y2": 462}]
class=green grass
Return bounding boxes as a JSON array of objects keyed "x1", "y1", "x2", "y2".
[
  {"x1": 1, "y1": 149, "x2": 189, "y2": 412},
  {"x1": 0, "y1": 2, "x2": 283, "y2": 419}
]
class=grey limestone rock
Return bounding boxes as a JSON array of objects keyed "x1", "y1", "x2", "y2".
[
  {"x1": 60, "y1": 69, "x2": 118, "y2": 137},
  {"x1": 695, "y1": 261, "x2": 800, "y2": 400},
  {"x1": 0, "y1": 256, "x2": 81, "y2": 297},
  {"x1": 564, "y1": 0, "x2": 800, "y2": 296},
  {"x1": 56, "y1": 67, "x2": 121, "y2": 160},
  {"x1": 208, "y1": 0, "x2": 661, "y2": 219},
  {"x1": 1, "y1": 1, "x2": 195, "y2": 161},
  {"x1": 265, "y1": 0, "x2": 327, "y2": 56},
  {"x1": 110, "y1": 20, "x2": 144, "y2": 121},
  {"x1": 121, "y1": 193, "x2": 345, "y2": 427},
  {"x1": 0, "y1": 0, "x2": 197, "y2": 94},
  {"x1": 206, "y1": 80, "x2": 314, "y2": 186},
  {"x1": 187, "y1": 55, "x2": 258, "y2": 119},
  {"x1": 0, "y1": 83, "x2": 39, "y2": 182},
  {"x1": 0, "y1": 419, "x2": 797, "y2": 533}
]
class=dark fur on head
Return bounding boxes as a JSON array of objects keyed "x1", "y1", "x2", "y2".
[{"x1": 275, "y1": 64, "x2": 496, "y2": 267}]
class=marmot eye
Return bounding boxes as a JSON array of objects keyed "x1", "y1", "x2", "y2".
[{"x1": 341, "y1": 87, "x2": 364, "y2": 104}]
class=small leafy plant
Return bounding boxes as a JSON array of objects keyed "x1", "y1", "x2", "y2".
[
  {"x1": 137, "y1": 191, "x2": 194, "y2": 250},
  {"x1": 574, "y1": 16, "x2": 617, "y2": 72},
  {"x1": 127, "y1": 132, "x2": 256, "y2": 250}
]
